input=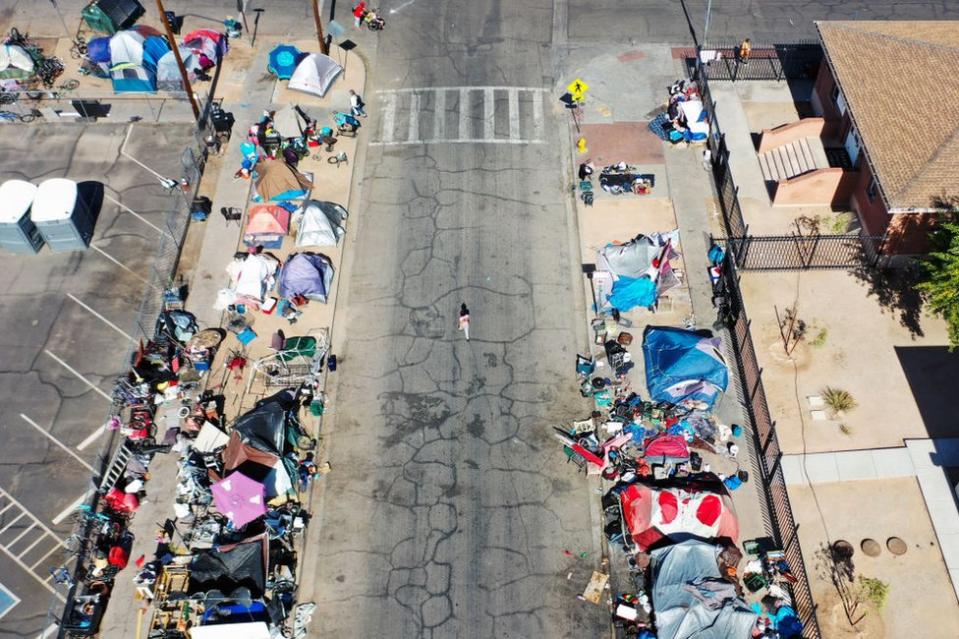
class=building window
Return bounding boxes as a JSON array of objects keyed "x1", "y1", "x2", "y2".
[
  {"x1": 831, "y1": 85, "x2": 840, "y2": 103},
  {"x1": 866, "y1": 176, "x2": 878, "y2": 203},
  {"x1": 831, "y1": 83, "x2": 847, "y2": 115}
]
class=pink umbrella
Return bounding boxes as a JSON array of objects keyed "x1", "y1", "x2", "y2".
[{"x1": 211, "y1": 472, "x2": 267, "y2": 528}]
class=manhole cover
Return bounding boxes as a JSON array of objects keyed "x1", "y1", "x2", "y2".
[
  {"x1": 887, "y1": 537, "x2": 908, "y2": 555},
  {"x1": 861, "y1": 538, "x2": 881, "y2": 557}
]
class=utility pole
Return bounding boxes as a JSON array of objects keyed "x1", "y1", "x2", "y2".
[
  {"x1": 311, "y1": 0, "x2": 330, "y2": 55},
  {"x1": 155, "y1": 0, "x2": 200, "y2": 121}
]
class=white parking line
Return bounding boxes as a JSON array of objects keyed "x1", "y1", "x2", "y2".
[
  {"x1": 19, "y1": 414, "x2": 96, "y2": 474},
  {"x1": 408, "y1": 91, "x2": 420, "y2": 143},
  {"x1": 459, "y1": 88, "x2": 469, "y2": 140},
  {"x1": 66, "y1": 293, "x2": 135, "y2": 343},
  {"x1": 51, "y1": 491, "x2": 93, "y2": 525},
  {"x1": 508, "y1": 88, "x2": 520, "y2": 141},
  {"x1": 103, "y1": 194, "x2": 173, "y2": 238},
  {"x1": 38, "y1": 623, "x2": 58, "y2": 639},
  {"x1": 42, "y1": 350, "x2": 113, "y2": 402},
  {"x1": 434, "y1": 89, "x2": 446, "y2": 139},
  {"x1": 484, "y1": 87, "x2": 494, "y2": 139},
  {"x1": 90, "y1": 244, "x2": 151, "y2": 285},
  {"x1": 76, "y1": 424, "x2": 105, "y2": 451}
]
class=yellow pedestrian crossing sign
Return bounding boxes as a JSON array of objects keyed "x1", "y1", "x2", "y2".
[{"x1": 567, "y1": 78, "x2": 589, "y2": 99}]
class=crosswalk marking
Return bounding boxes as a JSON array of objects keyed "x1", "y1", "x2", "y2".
[
  {"x1": 434, "y1": 89, "x2": 446, "y2": 139},
  {"x1": 459, "y1": 88, "x2": 469, "y2": 141},
  {"x1": 381, "y1": 91, "x2": 397, "y2": 144},
  {"x1": 371, "y1": 86, "x2": 549, "y2": 146},
  {"x1": 408, "y1": 91, "x2": 420, "y2": 143}
]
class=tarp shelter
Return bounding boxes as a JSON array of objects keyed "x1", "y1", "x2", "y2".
[
  {"x1": 109, "y1": 30, "x2": 145, "y2": 66},
  {"x1": 156, "y1": 47, "x2": 200, "y2": 91},
  {"x1": 190, "y1": 534, "x2": 269, "y2": 597},
  {"x1": 0, "y1": 45, "x2": 35, "y2": 80},
  {"x1": 221, "y1": 432, "x2": 295, "y2": 500},
  {"x1": 268, "y1": 44, "x2": 301, "y2": 80},
  {"x1": 643, "y1": 326, "x2": 728, "y2": 409},
  {"x1": 295, "y1": 200, "x2": 347, "y2": 247},
  {"x1": 650, "y1": 540, "x2": 757, "y2": 639},
  {"x1": 211, "y1": 472, "x2": 267, "y2": 528},
  {"x1": 189, "y1": 623, "x2": 271, "y2": 639},
  {"x1": 598, "y1": 235, "x2": 659, "y2": 279},
  {"x1": 619, "y1": 479, "x2": 739, "y2": 551},
  {"x1": 232, "y1": 398, "x2": 289, "y2": 455},
  {"x1": 183, "y1": 29, "x2": 226, "y2": 67},
  {"x1": 244, "y1": 204, "x2": 291, "y2": 249},
  {"x1": 278, "y1": 252, "x2": 334, "y2": 303},
  {"x1": 288, "y1": 53, "x2": 342, "y2": 97},
  {"x1": 253, "y1": 159, "x2": 312, "y2": 202}
]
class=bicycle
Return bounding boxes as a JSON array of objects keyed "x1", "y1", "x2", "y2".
[{"x1": 0, "y1": 110, "x2": 37, "y2": 123}]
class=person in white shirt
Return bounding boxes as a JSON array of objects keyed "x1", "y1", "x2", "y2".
[{"x1": 349, "y1": 90, "x2": 367, "y2": 118}]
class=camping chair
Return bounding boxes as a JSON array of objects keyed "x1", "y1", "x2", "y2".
[{"x1": 220, "y1": 206, "x2": 243, "y2": 226}]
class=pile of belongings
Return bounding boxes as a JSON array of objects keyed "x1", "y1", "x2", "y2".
[
  {"x1": 139, "y1": 390, "x2": 316, "y2": 638},
  {"x1": 593, "y1": 233, "x2": 682, "y2": 313}
]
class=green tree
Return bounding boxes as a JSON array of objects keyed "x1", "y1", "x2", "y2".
[{"x1": 918, "y1": 220, "x2": 959, "y2": 349}]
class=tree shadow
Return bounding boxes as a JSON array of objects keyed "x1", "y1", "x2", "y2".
[{"x1": 848, "y1": 254, "x2": 924, "y2": 338}]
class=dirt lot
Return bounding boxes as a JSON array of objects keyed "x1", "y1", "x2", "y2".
[
  {"x1": 789, "y1": 478, "x2": 959, "y2": 639},
  {"x1": 738, "y1": 268, "x2": 952, "y2": 454}
]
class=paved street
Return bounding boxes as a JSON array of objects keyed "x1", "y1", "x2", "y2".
[{"x1": 309, "y1": 1, "x2": 609, "y2": 636}]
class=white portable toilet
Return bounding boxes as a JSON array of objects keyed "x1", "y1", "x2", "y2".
[
  {"x1": 0, "y1": 179, "x2": 43, "y2": 253},
  {"x1": 31, "y1": 178, "x2": 94, "y2": 252}
]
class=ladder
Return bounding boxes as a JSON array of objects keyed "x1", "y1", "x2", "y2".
[{"x1": 98, "y1": 441, "x2": 134, "y2": 493}]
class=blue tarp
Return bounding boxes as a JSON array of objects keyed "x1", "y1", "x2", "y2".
[
  {"x1": 86, "y1": 37, "x2": 112, "y2": 63},
  {"x1": 142, "y1": 36, "x2": 170, "y2": 71},
  {"x1": 278, "y1": 252, "x2": 334, "y2": 303},
  {"x1": 609, "y1": 276, "x2": 657, "y2": 311},
  {"x1": 643, "y1": 326, "x2": 729, "y2": 409}
]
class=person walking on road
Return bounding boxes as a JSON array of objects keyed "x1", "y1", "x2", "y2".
[
  {"x1": 349, "y1": 90, "x2": 367, "y2": 118},
  {"x1": 353, "y1": 2, "x2": 367, "y2": 28},
  {"x1": 458, "y1": 303, "x2": 470, "y2": 341},
  {"x1": 738, "y1": 38, "x2": 752, "y2": 65}
]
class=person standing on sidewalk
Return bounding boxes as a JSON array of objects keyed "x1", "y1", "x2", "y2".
[
  {"x1": 353, "y1": 2, "x2": 367, "y2": 28},
  {"x1": 458, "y1": 303, "x2": 470, "y2": 341},
  {"x1": 349, "y1": 90, "x2": 368, "y2": 118},
  {"x1": 737, "y1": 38, "x2": 751, "y2": 64}
]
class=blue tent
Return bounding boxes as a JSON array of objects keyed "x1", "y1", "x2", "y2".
[
  {"x1": 268, "y1": 44, "x2": 302, "y2": 80},
  {"x1": 111, "y1": 63, "x2": 157, "y2": 93},
  {"x1": 643, "y1": 326, "x2": 728, "y2": 409},
  {"x1": 278, "y1": 252, "x2": 334, "y2": 303},
  {"x1": 142, "y1": 35, "x2": 171, "y2": 71}
]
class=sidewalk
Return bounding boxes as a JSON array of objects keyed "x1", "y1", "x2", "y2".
[{"x1": 97, "y1": 37, "x2": 367, "y2": 638}]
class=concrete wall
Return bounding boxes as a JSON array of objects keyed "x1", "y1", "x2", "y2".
[
  {"x1": 758, "y1": 118, "x2": 827, "y2": 153},
  {"x1": 772, "y1": 168, "x2": 858, "y2": 206},
  {"x1": 850, "y1": 161, "x2": 889, "y2": 236},
  {"x1": 813, "y1": 62, "x2": 843, "y2": 121},
  {"x1": 885, "y1": 213, "x2": 936, "y2": 254}
]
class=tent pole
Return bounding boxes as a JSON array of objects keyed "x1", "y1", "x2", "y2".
[
  {"x1": 155, "y1": 0, "x2": 201, "y2": 121},
  {"x1": 312, "y1": 0, "x2": 330, "y2": 55}
]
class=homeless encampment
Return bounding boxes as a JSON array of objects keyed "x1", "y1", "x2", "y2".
[
  {"x1": 597, "y1": 234, "x2": 683, "y2": 312},
  {"x1": 618, "y1": 477, "x2": 739, "y2": 551},
  {"x1": 288, "y1": 53, "x2": 343, "y2": 97},
  {"x1": 156, "y1": 47, "x2": 201, "y2": 91},
  {"x1": 278, "y1": 252, "x2": 334, "y2": 303},
  {"x1": 642, "y1": 326, "x2": 729, "y2": 409},
  {"x1": 649, "y1": 540, "x2": 757, "y2": 639},
  {"x1": 254, "y1": 159, "x2": 312, "y2": 202},
  {"x1": 221, "y1": 253, "x2": 279, "y2": 309},
  {"x1": 294, "y1": 200, "x2": 347, "y2": 247},
  {"x1": 190, "y1": 533, "x2": 269, "y2": 597},
  {"x1": 221, "y1": 433, "x2": 295, "y2": 500}
]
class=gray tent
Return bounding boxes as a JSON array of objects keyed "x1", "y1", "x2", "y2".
[
  {"x1": 598, "y1": 235, "x2": 660, "y2": 279},
  {"x1": 650, "y1": 540, "x2": 757, "y2": 639},
  {"x1": 295, "y1": 200, "x2": 347, "y2": 247}
]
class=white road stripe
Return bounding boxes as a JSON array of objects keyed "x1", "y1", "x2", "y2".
[
  {"x1": 532, "y1": 89, "x2": 544, "y2": 141},
  {"x1": 459, "y1": 88, "x2": 469, "y2": 141},
  {"x1": 51, "y1": 491, "x2": 94, "y2": 525},
  {"x1": 66, "y1": 293, "x2": 135, "y2": 343},
  {"x1": 90, "y1": 244, "x2": 150, "y2": 285},
  {"x1": 7, "y1": 523, "x2": 36, "y2": 549},
  {"x1": 38, "y1": 623, "x2": 59, "y2": 639},
  {"x1": 408, "y1": 91, "x2": 420, "y2": 142},
  {"x1": 434, "y1": 89, "x2": 446, "y2": 140},
  {"x1": 18, "y1": 532, "x2": 51, "y2": 559},
  {"x1": 76, "y1": 423, "x2": 105, "y2": 451},
  {"x1": 376, "y1": 85, "x2": 548, "y2": 93},
  {"x1": 103, "y1": 194, "x2": 172, "y2": 238},
  {"x1": 19, "y1": 414, "x2": 97, "y2": 473},
  {"x1": 370, "y1": 138, "x2": 545, "y2": 147},
  {"x1": 484, "y1": 88, "x2": 494, "y2": 139},
  {"x1": 381, "y1": 91, "x2": 397, "y2": 143},
  {"x1": 42, "y1": 350, "x2": 113, "y2": 402},
  {"x1": 509, "y1": 88, "x2": 520, "y2": 141}
]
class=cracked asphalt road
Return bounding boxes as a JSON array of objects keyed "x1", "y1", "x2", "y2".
[{"x1": 310, "y1": 1, "x2": 608, "y2": 636}]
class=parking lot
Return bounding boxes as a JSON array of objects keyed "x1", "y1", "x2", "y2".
[{"x1": 0, "y1": 122, "x2": 197, "y2": 637}]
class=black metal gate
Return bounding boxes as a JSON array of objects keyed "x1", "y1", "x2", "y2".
[{"x1": 725, "y1": 231, "x2": 886, "y2": 270}]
